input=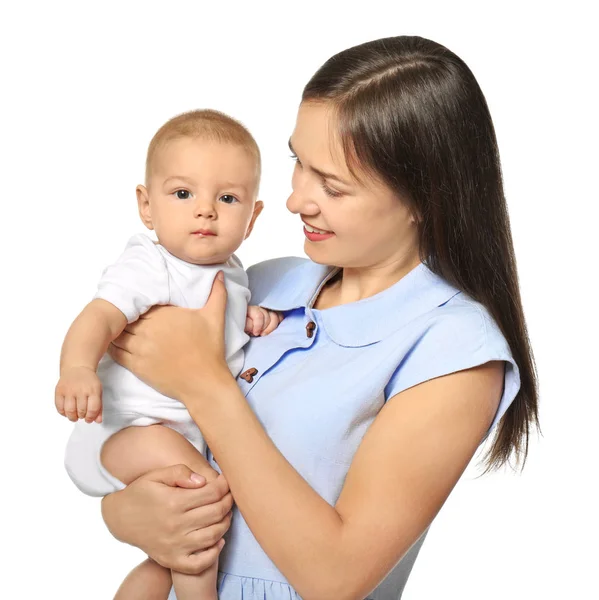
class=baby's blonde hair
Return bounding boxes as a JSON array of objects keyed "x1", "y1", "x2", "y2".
[{"x1": 145, "y1": 109, "x2": 261, "y2": 185}]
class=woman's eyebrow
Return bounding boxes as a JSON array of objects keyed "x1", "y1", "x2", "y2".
[{"x1": 288, "y1": 139, "x2": 352, "y2": 187}]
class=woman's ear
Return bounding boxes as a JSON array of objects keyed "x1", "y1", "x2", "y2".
[
  {"x1": 244, "y1": 200, "x2": 264, "y2": 239},
  {"x1": 136, "y1": 185, "x2": 154, "y2": 230},
  {"x1": 408, "y1": 207, "x2": 421, "y2": 225}
]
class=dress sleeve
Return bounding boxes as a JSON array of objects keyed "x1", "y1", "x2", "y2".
[
  {"x1": 93, "y1": 234, "x2": 170, "y2": 323},
  {"x1": 384, "y1": 303, "x2": 521, "y2": 435}
]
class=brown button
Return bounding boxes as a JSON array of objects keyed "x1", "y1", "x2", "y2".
[
  {"x1": 239, "y1": 367, "x2": 258, "y2": 383},
  {"x1": 306, "y1": 321, "x2": 316, "y2": 338}
]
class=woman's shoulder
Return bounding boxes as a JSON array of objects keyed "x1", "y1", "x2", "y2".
[
  {"x1": 422, "y1": 294, "x2": 486, "y2": 343},
  {"x1": 421, "y1": 293, "x2": 508, "y2": 355},
  {"x1": 383, "y1": 291, "x2": 520, "y2": 434},
  {"x1": 380, "y1": 291, "x2": 513, "y2": 373}
]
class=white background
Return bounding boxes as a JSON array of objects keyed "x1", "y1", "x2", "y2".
[{"x1": 1, "y1": 1, "x2": 597, "y2": 598}]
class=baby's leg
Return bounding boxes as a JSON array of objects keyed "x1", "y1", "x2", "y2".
[
  {"x1": 101, "y1": 423, "x2": 218, "y2": 483},
  {"x1": 102, "y1": 424, "x2": 220, "y2": 600},
  {"x1": 114, "y1": 557, "x2": 172, "y2": 600}
]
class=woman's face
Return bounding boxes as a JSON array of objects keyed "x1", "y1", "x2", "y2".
[{"x1": 286, "y1": 101, "x2": 419, "y2": 270}]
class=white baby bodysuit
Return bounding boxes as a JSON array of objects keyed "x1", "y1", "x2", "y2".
[{"x1": 64, "y1": 233, "x2": 250, "y2": 496}]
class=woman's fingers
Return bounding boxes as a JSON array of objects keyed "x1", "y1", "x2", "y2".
[
  {"x1": 103, "y1": 467, "x2": 231, "y2": 575},
  {"x1": 185, "y1": 511, "x2": 232, "y2": 550},
  {"x1": 111, "y1": 328, "x2": 135, "y2": 352},
  {"x1": 183, "y1": 490, "x2": 234, "y2": 529},
  {"x1": 173, "y1": 538, "x2": 226, "y2": 575},
  {"x1": 145, "y1": 464, "x2": 208, "y2": 489},
  {"x1": 203, "y1": 272, "x2": 228, "y2": 330},
  {"x1": 107, "y1": 343, "x2": 129, "y2": 369},
  {"x1": 108, "y1": 329, "x2": 136, "y2": 368},
  {"x1": 180, "y1": 474, "x2": 231, "y2": 512}
]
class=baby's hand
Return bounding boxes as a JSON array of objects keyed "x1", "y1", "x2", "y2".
[
  {"x1": 245, "y1": 305, "x2": 284, "y2": 337},
  {"x1": 55, "y1": 366, "x2": 103, "y2": 423}
]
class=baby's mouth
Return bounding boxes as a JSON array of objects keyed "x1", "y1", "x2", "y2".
[{"x1": 192, "y1": 229, "x2": 216, "y2": 236}]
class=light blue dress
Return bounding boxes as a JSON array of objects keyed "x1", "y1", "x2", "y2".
[{"x1": 166, "y1": 257, "x2": 520, "y2": 599}]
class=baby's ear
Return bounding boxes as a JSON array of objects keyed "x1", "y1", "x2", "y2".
[
  {"x1": 245, "y1": 200, "x2": 264, "y2": 239},
  {"x1": 136, "y1": 185, "x2": 153, "y2": 230}
]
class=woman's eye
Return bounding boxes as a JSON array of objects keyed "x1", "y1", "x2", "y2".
[
  {"x1": 219, "y1": 194, "x2": 239, "y2": 204},
  {"x1": 290, "y1": 153, "x2": 302, "y2": 167},
  {"x1": 321, "y1": 182, "x2": 343, "y2": 198},
  {"x1": 175, "y1": 189, "x2": 191, "y2": 200}
]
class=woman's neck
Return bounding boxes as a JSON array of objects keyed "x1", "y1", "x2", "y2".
[{"x1": 314, "y1": 255, "x2": 422, "y2": 310}]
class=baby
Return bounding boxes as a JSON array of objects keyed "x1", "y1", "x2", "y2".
[{"x1": 55, "y1": 109, "x2": 283, "y2": 600}]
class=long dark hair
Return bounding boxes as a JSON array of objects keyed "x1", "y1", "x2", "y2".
[{"x1": 303, "y1": 36, "x2": 539, "y2": 472}]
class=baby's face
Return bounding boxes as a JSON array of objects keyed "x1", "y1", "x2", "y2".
[{"x1": 138, "y1": 137, "x2": 262, "y2": 265}]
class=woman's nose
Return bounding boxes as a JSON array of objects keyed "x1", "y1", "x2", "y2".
[{"x1": 286, "y1": 189, "x2": 319, "y2": 216}]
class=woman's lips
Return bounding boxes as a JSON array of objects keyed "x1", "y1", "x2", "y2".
[{"x1": 303, "y1": 226, "x2": 335, "y2": 242}]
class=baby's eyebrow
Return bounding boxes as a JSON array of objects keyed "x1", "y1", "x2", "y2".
[
  {"x1": 163, "y1": 175, "x2": 196, "y2": 185},
  {"x1": 220, "y1": 182, "x2": 248, "y2": 192}
]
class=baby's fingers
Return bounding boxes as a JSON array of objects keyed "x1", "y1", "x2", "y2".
[
  {"x1": 85, "y1": 394, "x2": 102, "y2": 423},
  {"x1": 244, "y1": 315, "x2": 254, "y2": 335},
  {"x1": 254, "y1": 310, "x2": 268, "y2": 336},
  {"x1": 261, "y1": 311, "x2": 284, "y2": 336},
  {"x1": 63, "y1": 396, "x2": 78, "y2": 422},
  {"x1": 247, "y1": 309, "x2": 266, "y2": 336},
  {"x1": 76, "y1": 394, "x2": 89, "y2": 420},
  {"x1": 55, "y1": 392, "x2": 66, "y2": 416}
]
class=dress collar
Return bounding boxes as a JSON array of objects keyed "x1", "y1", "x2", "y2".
[{"x1": 256, "y1": 260, "x2": 462, "y2": 347}]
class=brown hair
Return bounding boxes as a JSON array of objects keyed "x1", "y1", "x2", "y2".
[
  {"x1": 303, "y1": 36, "x2": 539, "y2": 472},
  {"x1": 145, "y1": 109, "x2": 261, "y2": 185}
]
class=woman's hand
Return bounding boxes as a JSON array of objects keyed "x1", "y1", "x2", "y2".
[
  {"x1": 102, "y1": 464, "x2": 233, "y2": 574},
  {"x1": 108, "y1": 272, "x2": 231, "y2": 402}
]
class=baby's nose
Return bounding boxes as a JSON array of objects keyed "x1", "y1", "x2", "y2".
[{"x1": 194, "y1": 199, "x2": 217, "y2": 218}]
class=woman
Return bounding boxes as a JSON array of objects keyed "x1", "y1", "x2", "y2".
[{"x1": 67, "y1": 35, "x2": 538, "y2": 599}]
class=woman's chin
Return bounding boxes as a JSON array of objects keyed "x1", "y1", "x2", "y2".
[{"x1": 303, "y1": 242, "x2": 332, "y2": 265}]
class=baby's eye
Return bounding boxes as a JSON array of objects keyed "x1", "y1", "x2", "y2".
[
  {"x1": 175, "y1": 189, "x2": 191, "y2": 200},
  {"x1": 219, "y1": 194, "x2": 239, "y2": 204}
]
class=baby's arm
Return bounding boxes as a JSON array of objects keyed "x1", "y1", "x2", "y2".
[
  {"x1": 245, "y1": 305, "x2": 284, "y2": 337},
  {"x1": 55, "y1": 299, "x2": 127, "y2": 422}
]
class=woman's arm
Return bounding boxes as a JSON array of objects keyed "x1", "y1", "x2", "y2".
[
  {"x1": 108, "y1": 276, "x2": 505, "y2": 600},
  {"x1": 180, "y1": 361, "x2": 503, "y2": 600}
]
